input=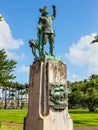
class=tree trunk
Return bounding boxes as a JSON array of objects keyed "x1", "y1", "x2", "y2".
[
  {"x1": 4, "y1": 87, "x2": 7, "y2": 109},
  {"x1": 88, "y1": 103, "x2": 96, "y2": 112}
]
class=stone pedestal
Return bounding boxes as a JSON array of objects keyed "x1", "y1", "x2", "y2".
[{"x1": 24, "y1": 59, "x2": 73, "y2": 130}]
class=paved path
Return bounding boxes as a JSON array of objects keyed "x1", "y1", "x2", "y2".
[{"x1": 1, "y1": 122, "x2": 23, "y2": 127}]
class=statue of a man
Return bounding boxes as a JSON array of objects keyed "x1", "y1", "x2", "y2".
[{"x1": 37, "y1": 5, "x2": 56, "y2": 56}]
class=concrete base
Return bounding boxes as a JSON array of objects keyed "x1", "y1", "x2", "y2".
[
  {"x1": 24, "y1": 60, "x2": 73, "y2": 130},
  {"x1": 44, "y1": 110, "x2": 73, "y2": 130}
]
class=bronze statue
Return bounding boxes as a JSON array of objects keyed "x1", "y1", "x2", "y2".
[
  {"x1": 50, "y1": 83, "x2": 70, "y2": 111},
  {"x1": 91, "y1": 34, "x2": 98, "y2": 44},
  {"x1": 29, "y1": 5, "x2": 56, "y2": 59},
  {"x1": 37, "y1": 5, "x2": 56, "y2": 56},
  {"x1": 29, "y1": 39, "x2": 39, "y2": 58}
]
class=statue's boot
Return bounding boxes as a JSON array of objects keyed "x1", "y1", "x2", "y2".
[
  {"x1": 42, "y1": 45, "x2": 45, "y2": 56},
  {"x1": 49, "y1": 41, "x2": 54, "y2": 56}
]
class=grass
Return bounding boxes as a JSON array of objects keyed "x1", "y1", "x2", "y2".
[
  {"x1": 0, "y1": 125, "x2": 22, "y2": 130},
  {"x1": 0, "y1": 109, "x2": 27, "y2": 124},
  {"x1": 0, "y1": 108, "x2": 98, "y2": 128},
  {"x1": 69, "y1": 109, "x2": 98, "y2": 126}
]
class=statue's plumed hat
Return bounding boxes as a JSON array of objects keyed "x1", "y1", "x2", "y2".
[{"x1": 39, "y1": 6, "x2": 48, "y2": 14}]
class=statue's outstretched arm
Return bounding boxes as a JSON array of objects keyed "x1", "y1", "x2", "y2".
[{"x1": 51, "y1": 5, "x2": 56, "y2": 20}]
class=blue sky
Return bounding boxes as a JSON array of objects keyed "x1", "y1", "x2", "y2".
[{"x1": 0, "y1": 0, "x2": 98, "y2": 84}]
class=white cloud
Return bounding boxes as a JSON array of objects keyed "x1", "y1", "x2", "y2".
[
  {"x1": 0, "y1": 19, "x2": 24, "y2": 50},
  {"x1": 67, "y1": 71, "x2": 81, "y2": 82},
  {"x1": 18, "y1": 65, "x2": 29, "y2": 73},
  {"x1": 65, "y1": 33, "x2": 98, "y2": 74},
  {"x1": 6, "y1": 50, "x2": 25, "y2": 60}
]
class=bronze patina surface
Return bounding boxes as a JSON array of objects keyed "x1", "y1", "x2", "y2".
[{"x1": 29, "y1": 5, "x2": 56, "y2": 59}]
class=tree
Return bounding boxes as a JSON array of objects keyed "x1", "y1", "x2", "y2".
[
  {"x1": 68, "y1": 75, "x2": 98, "y2": 112},
  {"x1": 0, "y1": 49, "x2": 17, "y2": 109},
  {"x1": 68, "y1": 81, "x2": 83, "y2": 108},
  {"x1": 0, "y1": 15, "x2": 2, "y2": 21},
  {"x1": 9, "y1": 82, "x2": 29, "y2": 109},
  {"x1": 0, "y1": 49, "x2": 17, "y2": 86},
  {"x1": 91, "y1": 34, "x2": 98, "y2": 44},
  {"x1": 83, "y1": 75, "x2": 98, "y2": 112}
]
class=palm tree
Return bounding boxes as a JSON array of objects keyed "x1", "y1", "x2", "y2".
[
  {"x1": 0, "y1": 15, "x2": 2, "y2": 21},
  {"x1": 2, "y1": 81, "x2": 11, "y2": 109},
  {"x1": 91, "y1": 34, "x2": 98, "y2": 44},
  {"x1": 23, "y1": 83, "x2": 29, "y2": 108}
]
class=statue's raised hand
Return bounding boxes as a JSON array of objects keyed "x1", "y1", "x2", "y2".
[{"x1": 52, "y1": 5, "x2": 56, "y2": 9}]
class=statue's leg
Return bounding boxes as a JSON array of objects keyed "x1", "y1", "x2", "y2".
[
  {"x1": 38, "y1": 30, "x2": 43, "y2": 57},
  {"x1": 39, "y1": 43, "x2": 42, "y2": 57},
  {"x1": 49, "y1": 34, "x2": 54, "y2": 56},
  {"x1": 42, "y1": 33, "x2": 48, "y2": 55},
  {"x1": 42, "y1": 44, "x2": 44, "y2": 56}
]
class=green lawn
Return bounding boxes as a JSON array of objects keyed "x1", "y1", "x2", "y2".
[
  {"x1": 0, "y1": 109, "x2": 27, "y2": 124},
  {"x1": 0, "y1": 125, "x2": 22, "y2": 130},
  {"x1": 69, "y1": 109, "x2": 98, "y2": 126},
  {"x1": 0, "y1": 109, "x2": 98, "y2": 127}
]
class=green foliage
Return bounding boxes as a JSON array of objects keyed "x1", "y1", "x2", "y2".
[
  {"x1": 0, "y1": 49, "x2": 17, "y2": 109},
  {"x1": 0, "y1": 49, "x2": 17, "y2": 86},
  {"x1": 0, "y1": 103, "x2": 2, "y2": 109},
  {"x1": 0, "y1": 16, "x2": 2, "y2": 21},
  {"x1": 68, "y1": 74, "x2": 98, "y2": 112},
  {"x1": 83, "y1": 75, "x2": 98, "y2": 112},
  {"x1": 68, "y1": 81, "x2": 84, "y2": 108}
]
